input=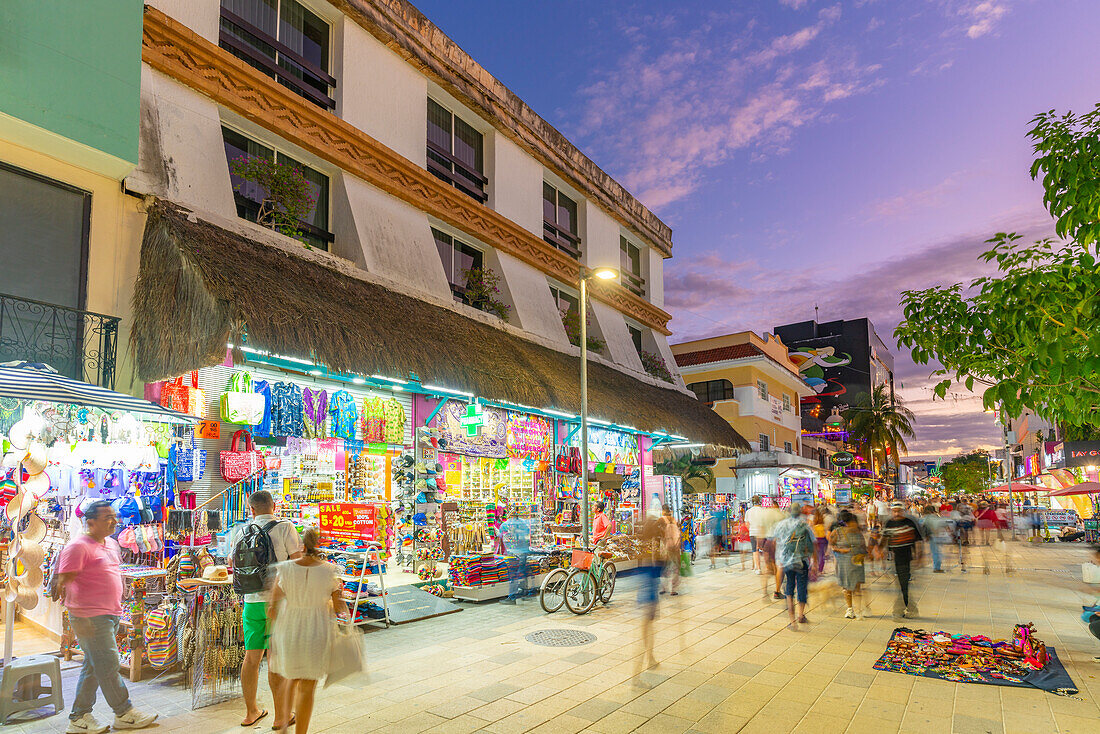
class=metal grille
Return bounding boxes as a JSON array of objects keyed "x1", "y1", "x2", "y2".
[{"x1": 524, "y1": 629, "x2": 597, "y2": 647}]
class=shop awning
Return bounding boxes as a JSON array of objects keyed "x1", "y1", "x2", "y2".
[
  {"x1": 131, "y1": 202, "x2": 748, "y2": 451},
  {"x1": 987, "y1": 482, "x2": 1045, "y2": 493},
  {"x1": 0, "y1": 362, "x2": 194, "y2": 422},
  {"x1": 1046, "y1": 482, "x2": 1100, "y2": 497}
]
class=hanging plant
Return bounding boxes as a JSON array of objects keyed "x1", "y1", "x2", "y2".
[
  {"x1": 229, "y1": 156, "x2": 316, "y2": 246},
  {"x1": 460, "y1": 267, "x2": 511, "y2": 322},
  {"x1": 561, "y1": 310, "x2": 606, "y2": 352},
  {"x1": 640, "y1": 350, "x2": 673, "y2": 381}
]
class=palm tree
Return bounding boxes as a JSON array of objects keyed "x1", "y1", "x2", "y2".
[
  {"x1": 654, "y1": 456, "x2": 715, "y2": 493},
  {"x1": 844, "y1": 384, "x2": 916, "y2": 481}
]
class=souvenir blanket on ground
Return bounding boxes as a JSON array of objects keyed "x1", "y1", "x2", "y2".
[{"x1": 873, "y1": 625, "x2": 1078, "y2": 696}]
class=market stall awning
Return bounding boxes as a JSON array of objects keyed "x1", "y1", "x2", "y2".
[
  {"x1": 987, "y1": 482, "x2": 1045, "y2": 493},
  {"x1": 0, "y1": 362, "x2": 194, "y2": 422},
  {"x1": 131, "y1": 202, "x2": 748, "y2": 451},
  {"x1": 1046, "y1": 482, "x2": 1100, "y2": 497}
]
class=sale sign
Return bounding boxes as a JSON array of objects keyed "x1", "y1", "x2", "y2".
[{"x1": 319, "y1": 503, "x2": 377, "y2": 541}]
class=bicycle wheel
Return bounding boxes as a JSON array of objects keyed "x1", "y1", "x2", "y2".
[
  {"x1": 539, "y1": 567, "x2": 569, "y2": 613},
  {"x1": 598, "y1": 562, "x2": 617, "y2": 603},
  {"x1": 564, "y1": 568, "x2": 597, "y2": 614}
]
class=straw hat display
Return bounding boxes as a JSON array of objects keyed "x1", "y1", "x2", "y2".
[{"x1": 4, "y1": 421, "x2": 49, "y2": 611}]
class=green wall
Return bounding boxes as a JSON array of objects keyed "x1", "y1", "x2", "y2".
[{"x1": 0, "y1": 0, "x2": 143, "y2": 166}]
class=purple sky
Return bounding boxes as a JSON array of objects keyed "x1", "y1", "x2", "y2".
[{"x1": 412, "y1": 0, "x2": 1097, "y2": 459}]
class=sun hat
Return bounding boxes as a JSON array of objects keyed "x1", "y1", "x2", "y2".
[
  {"x1": 890, "y1": 501, "x2": 904, "y2": 510},
  {"x1": 201, "y1": 565, "x2": 229, "y2": 583}
]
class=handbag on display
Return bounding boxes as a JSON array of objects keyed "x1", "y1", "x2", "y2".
[
  {"x1": 161, "y1": 372, "x2": 206, "y2": 417},
  {"x1": 220, "y1": 371, "x2": 266, "y2": 425},
  {"x1": 219, "y1": 429, "x2": 263, "y2": 482},
  {"x1": 175, "y1": 432, "x2": 206, "y2": 483}
]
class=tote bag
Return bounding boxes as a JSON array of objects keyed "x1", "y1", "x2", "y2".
[
  {"x1": 161, "y1": 372, "x2": 206, "y2": 417},
  {"x1": 324, "y1": 622, "x2": 365, "y2": 688},
  {"x1": 220, "y1": 371, "x2": 266, "y2": 425},
  {"x1": 175, "y1": 432, "x2": 206, "y2": 483},
  {"x1": 219, "y1": 429, "x2": 263, "y2": 483}
]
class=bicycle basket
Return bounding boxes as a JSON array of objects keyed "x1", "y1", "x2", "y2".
[{"x1": 571, "y1": 550, "x2": 595, "y2": 570}]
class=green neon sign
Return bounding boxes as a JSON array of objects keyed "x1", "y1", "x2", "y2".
[{"x1": 459, "y1": 403, "x2": 485, "y2": 437}]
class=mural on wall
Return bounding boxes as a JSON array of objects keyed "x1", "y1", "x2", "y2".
[{"x1": 788, "y1": 346, "x2": 853, "y2": 403}]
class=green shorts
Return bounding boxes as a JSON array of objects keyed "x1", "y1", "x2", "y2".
[{"x1": 242, "y1": 601, "x2": 269, "y2": 651}]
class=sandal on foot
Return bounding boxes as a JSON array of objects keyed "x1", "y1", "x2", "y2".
[{"x1": 241, "y1": 710, "x2": 268, "y2": 727}]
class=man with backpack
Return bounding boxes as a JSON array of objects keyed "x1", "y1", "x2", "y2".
[
  {"x1": 772, "y1": 503, "x2": 817, "y2": 631},
  {"x1": 231, "y1": 490, "x2": 302, "y2": 729}
]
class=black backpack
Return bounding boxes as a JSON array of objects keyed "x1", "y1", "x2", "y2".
[{"x1": 232, "y1": 520, "x2": 280, "y2": 595}]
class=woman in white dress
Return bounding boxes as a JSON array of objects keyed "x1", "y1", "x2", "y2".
[{"x1": 268, "y1": 527, "x2": 348, "y2": 733}]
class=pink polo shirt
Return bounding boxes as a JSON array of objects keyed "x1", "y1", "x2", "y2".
[{"x1": 58, "y1": 534, "x2": 124, "y2": 617}]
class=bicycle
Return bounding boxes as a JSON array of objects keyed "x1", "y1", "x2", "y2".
[
  {"x1": 539, "y1": 566, "x2": 569, "y2": 613},
  {"x1": 563, "y1": 543, "x2": 616, "y2": 614}
]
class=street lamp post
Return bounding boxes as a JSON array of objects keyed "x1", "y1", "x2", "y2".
[
  {"x1": 578, "y1": 264, "x2": 618, "y2": 549},
  {"x1": 1000, "y1": 408, "x2": 1016, "y2": 540}
]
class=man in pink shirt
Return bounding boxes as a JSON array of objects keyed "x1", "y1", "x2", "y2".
[
  {"x1": 592, "y1": 501, "x2": 613, "y2": 546},
  {"x1": 55, "y1": 501, "x2": 157, "y2": 733}
]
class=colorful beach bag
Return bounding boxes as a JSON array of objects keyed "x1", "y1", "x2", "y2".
[
  {"x1": 220, "y1": 371, "x2": 266, "y2": 425},
  {"x1": 161, "y1": 372, "x2": 206, "y2": 417},
  {"x1": 219, "y1": 429, "x2": 263, "y2": 483},
  {"x1": 175, "y1": 432, "x2": 206, "y2": 483}
]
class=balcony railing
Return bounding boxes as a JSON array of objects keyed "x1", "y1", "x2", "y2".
[
  {"x1": 621, "y1": 270, "x2": 646, "y2": 298},
  {"x1": 0, "y1": 293, "x2": 120, "y2": 389},
  {"x1": 219, "y1": 7, "x2": 336, "y2": 111},
  {"x1": 542, "y1": 220, "x2": 582, "y2": 259},
  {"x1": 426, "y1": 141, "x2": 488, "y2": 203}
]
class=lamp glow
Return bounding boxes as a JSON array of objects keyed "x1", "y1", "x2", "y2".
[{"x1": 593, "y1": 267, "x2": 618, "y2": 280}]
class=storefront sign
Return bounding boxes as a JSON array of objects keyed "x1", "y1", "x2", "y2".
[
  {"x1": 836, "y1": 488, "x2": 852, "y2": 504},
  {"x1": 779, "y1": 476, "x2": 813, "y2": 494},
  {"x1": 1064, "y1": 441, "x2": 1100, "y2": 468},
  {"x1": 770, "y1": 396, "x2": 784, "y2": 421},
  {"x1": 319, "y1": 502, "x2": 376, "y2": 540},
  {"x1": 1024, "y1": 453, "x2": 1041, "y2": 477},
  {"x1": 790, "y1": 492, "x2": 813, "y2": 504},
  {"x1": 435, "y1": 401, "x2": 507, "y2": 458},
  {"x1": 577, "y1": 427, "x2": 639, "y2": 465},
  {"x1": 506, "y1": 413, "x2": 553, "y2": 461},
  {"x1": 831, "y1": 451, "x2": 854, "y2": 467}
]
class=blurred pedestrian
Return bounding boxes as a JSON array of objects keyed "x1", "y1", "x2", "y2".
[
  {"x1": 811, "y1": 507, "x2": 828, "y2": 575},
  {"x1": 921, "y1": 504, "x2": 950, "y2": 573},
  {"x1": 55, "y1": 501, "x2": 158, "y2": 733},
  {"x1": 745, "y1": 495, "x2": 768, "y2": 574},
  {"x1": 773, "y1": 503, "x2": 817, "y2": 630},
  {"x1": 734, "y1": 515, "x2": 751, "y2": 570},
  {"x1": 882, "y1": 501, "x2": 923, "y2": 619},
  {"x1": 660, "y1": 505, "x2": 680, "y2": 595},
  {"x1": 268, "y1": 527, "x2": 349, "y2": 734},
  {"x1": 500, "y1": 509, "x2": 532, "y2": 604},
  {"x1": 635, "y1": 514, "x2": 664, "y2": 673},
  {"x1": 830, "y1": 510, "x2": 868, "y2": 619}
]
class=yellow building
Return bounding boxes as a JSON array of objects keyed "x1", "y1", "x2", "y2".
[{"x1": 672, "y1": 332, "x2": 822, "y2": 499}]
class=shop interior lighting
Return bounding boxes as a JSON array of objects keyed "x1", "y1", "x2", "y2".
[
  {"x1": 541, "y1": 408, "x2": 576, "y2": 419},
  {"x1": 351, "y1": 377, "x2": 366, "y2": 384},
  {"x1": 309, "y1": 370, "x2": 322, "y2": 376},
  {"x1": 370, "y1": 374, "x2": 408, "y2": 384},
  {"x1": 422, "y1": 384, "x2": 475, "y2": 398},
  {"x1": 665, "y1": 442, "x2": 704, "y2": 449}
]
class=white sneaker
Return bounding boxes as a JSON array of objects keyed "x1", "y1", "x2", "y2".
[
  {"x1": 844, "y1": 607, "x2": 855, "y2": 619},
  {"x1": 113, "y1": 708, "x2": 158, "y2": 729},
  {"x1": 754, "y1": 569, "x2": 761, "y2": 575},
  {"x1": 66, "y1": 714, "x2": 109, "y2": 734}
]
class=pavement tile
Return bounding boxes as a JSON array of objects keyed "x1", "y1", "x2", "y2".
[
  {"x1": 469, "y1": 682, "x2": 523, "y2": 702},
  {"x1": 952, "y1": 714, "x2": 1005, "y2": 734},
  {"x1": 583, "y1": 710, "x2": 650, "y2": 734},
  {"x1": 567, "y1": 697, "x2": 622, "y2": 722},
  {"x1": 691, "y1": 710, "x2": 751, "y2": 734}
]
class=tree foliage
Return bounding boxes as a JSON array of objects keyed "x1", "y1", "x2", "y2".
[
  {"x1": 844, "y1": 384, "x2": 916, "y2": 479},
  {"x1": 654, "y1": 455, "x2": 715, "y2": 493},
  {"x1": 461, "y1": 267, "x2": 511, "y2": 322},
  {"x1": 228, "y1": 155, "x2": 316, "y2": 245},
  {"x1": 940, "y1": 450, "x2": 993, "y2": 495},
  {"x1": 896, "y1": 106, "x2": 1100, "y2": 428}
]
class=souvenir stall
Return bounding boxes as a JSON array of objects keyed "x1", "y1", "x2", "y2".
[{"x1": 0, "y1": 363, "x2": 194, "y2": 682}]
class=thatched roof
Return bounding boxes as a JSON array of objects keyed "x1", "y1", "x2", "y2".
[{"x1": 131, "y1": 202, "x2": 748, "y2": 451}]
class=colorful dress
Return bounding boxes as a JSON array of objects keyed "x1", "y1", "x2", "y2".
[
  {"x1": 362, "y1": 397, "x2": 385, "y2": 443},
  {"x1": 328, "y1": 390, "x2": 358, "y2": 441},
  {"x1": 270, "y1": 382, "x2": 304, "y2": 438},
  {"x1": 303, "y1": 387, "x2": 328, "y2": 438}
]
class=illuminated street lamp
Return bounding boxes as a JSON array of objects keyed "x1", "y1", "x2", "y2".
[{"x1": 579, "y1": 265, "x2": 618, "y2": 548}]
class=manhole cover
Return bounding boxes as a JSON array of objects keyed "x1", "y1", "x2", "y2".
[{"x1": 524, "y1": 629, "x2": 597, "y2": 647}]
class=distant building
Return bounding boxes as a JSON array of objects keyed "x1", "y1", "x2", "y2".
[
  {"x1": 772, "y1": 318, "x2": 896, "y2": 430},
  {"x1": 672, "y1": 332, "x2": 830, "y2": 500}
]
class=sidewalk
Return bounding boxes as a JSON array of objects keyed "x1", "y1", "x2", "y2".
[{"x1": 5, "y1": 540, "x2": 1098, "y2": 733}]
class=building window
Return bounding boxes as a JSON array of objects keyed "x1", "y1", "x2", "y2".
[
  {"x1": 432, "y1": 228, "x2": 483, "y2": 303},
  {"x1": 627, "y1": 324, "x2": 643, "y2": 354},
  {"x1": 222, "y1": 126, "x2": 332, "y2": 250},
  {"x1": 687, "y1": 379, "x2": 735, "y2": 404},
  {"x1": 784, "y1": 441, "x2": 793, "y2": 454},
  {"x1": 543, "y1": 183, "x2": 581, "y2": 258},
  {"x1": 548, "y1": 284, "x2": 580, "y2": 319},
  {"x1": 219, "y1": 0, "x2": 335, "y2": 110},
  {"x1": 426, "y1": 99, "x2": 487, "y2": 203},
  {"x1": 782, "y1": 394, "x2": 792, "y2": 412},
  {"x1": 757, "y1": 380, "x2": 768, "y2": 400},
  {"x1": 759, "y1": 434, "x2": 770, "y2": 452},
  {"x1": 619, "y1": 236, "x2": 646, "y2": 297}
]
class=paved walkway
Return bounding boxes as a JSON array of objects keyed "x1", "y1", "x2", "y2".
[{"x1": 6, "y1": 541, "x2": 1099, "y2": 733}]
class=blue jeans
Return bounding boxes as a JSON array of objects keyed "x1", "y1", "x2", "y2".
[
  {"x1": 508, "y1": 552, "x2": 530, "y2": 599},
  {"x1": 930, "y1": 538, "x2": 943, "y2": 571},
  {"x1": 783, "y1": 562, "x2": 809, "y2": 603},
  {"x1": 68, "y1": 614, "x2": 133, "y2": 720}
]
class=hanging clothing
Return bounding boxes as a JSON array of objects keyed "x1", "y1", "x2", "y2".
[
  {"x1": 303, "y1": 387, "x2": 328, "y2": 438},
  {"x1": 270, "y1": 382, "x2": 305, "y2": 438},
  {"x1": 251, "y1": 379, "x2": 272, "y2": 438},
  {"x1": 382, "y1": 398, "x2": 405, "y2": 444},
  {"x1": 328, "y1": 390, "x2": 358, "y2": 441},
  {"x1": 362, "y1": 397, "x2": 385, "y2": 443}
]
